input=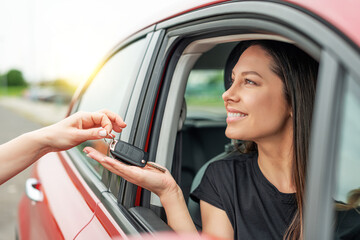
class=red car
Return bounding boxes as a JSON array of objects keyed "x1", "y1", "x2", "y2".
[{"x1": 18, "y1": 0, "x2": 360, "y2": 239}]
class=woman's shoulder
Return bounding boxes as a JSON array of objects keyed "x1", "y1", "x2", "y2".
[{"x1": 207, "y1": 151, "x2": 257, "y2": 171}]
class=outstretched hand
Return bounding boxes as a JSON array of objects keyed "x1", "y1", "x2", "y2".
[
  {"x1": 44, "y1": 109, "x2": 126, "y2": 152},
  {"x1": 83, "y1": 147, "x2": 178, "y2": 198},
  {"x1": 0, "y1": 109, "x2": 126, "y2": 185}
]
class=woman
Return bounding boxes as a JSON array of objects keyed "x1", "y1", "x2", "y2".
[
  {"x1": 0, "y1": 110, "x2": 126, "y2": 185},
  {"x1": 85, "y1": 40, "x2": 318, "y2": 239}
]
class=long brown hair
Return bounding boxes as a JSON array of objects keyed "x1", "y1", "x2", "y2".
[{"x1": 224, "y1": 40, "x2": 318, "y2": 239}]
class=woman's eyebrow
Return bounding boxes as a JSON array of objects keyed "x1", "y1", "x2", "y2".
[
  {"x1": 232, "y1": 70, "x2": 263, "y2": 79},
  {"x1": 242, "y1": 71, "x2": 263, "y2": 78}
]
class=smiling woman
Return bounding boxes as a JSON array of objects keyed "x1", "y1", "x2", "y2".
[
  {"x1": 223, "y1": 44, "x2": 292, "y2": 143},
  {"x1": 192, "y1": 40, "x2": 318, "y2": 239}
]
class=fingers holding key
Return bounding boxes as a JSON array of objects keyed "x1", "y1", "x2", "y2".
[
  {"x1": 99, "y1": 109, "x2": 127, "y2": 133},
  {"x1": 77, "y1": 110, "x2": 126, "y2": 137}
]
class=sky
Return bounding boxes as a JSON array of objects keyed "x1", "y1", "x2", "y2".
[{"x1": 0, "y1": 0, "x2": 200, "y2": 86}]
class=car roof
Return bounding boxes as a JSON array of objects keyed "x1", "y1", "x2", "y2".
[
  {"x1": 136, "y1": 0, "x2": 360, "y2": 48},
  {"x1": 287, "y1": 0, "x2": 360, "y2": 47}
]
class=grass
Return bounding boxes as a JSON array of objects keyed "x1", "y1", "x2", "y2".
[
  {"x1": 186, "y1": 96, "x2": 224, "y2": 107},
  {"x1": 0, "y1": 86, "x2": 28, "y2": 97}
]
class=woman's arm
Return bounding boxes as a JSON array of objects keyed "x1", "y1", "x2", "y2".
[
  {"x1": 200, "y1": 200, "x2": 234, "y2": 239},
  {"x1": 84, "y1": 147, "x2": 198, "y2": 233},
  {"x1": 0, "y1": 110, "x2": 126, "y2": 185},
  {"x1": 84, "y1": 147, "x2": 235, "y2": 238}
]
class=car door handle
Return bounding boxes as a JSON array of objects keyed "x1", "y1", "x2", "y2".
[{"x1": 25, "y1": 178, "x2": 44, "y2": 202}]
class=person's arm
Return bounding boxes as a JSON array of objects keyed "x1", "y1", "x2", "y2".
[
  {"x1": 0, "y1": 110, "x2": 126, "y2": 185},
  {"x1": 84, "y1": 147, "x2": 235, "y2": 238},
  {"x1": 200, "y1": 200, "x2": 234, "y2": 239},
  {"x1": 84, "y1": 147, "x2": 198, "y2": 233}
]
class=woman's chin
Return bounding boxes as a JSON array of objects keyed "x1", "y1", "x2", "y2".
[{"x1": 225, "y1": 128, "x2": 246, "y2": 140}]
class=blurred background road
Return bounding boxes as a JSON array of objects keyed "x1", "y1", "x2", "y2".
[{"x1": 0, "y1": 97, "x2": 66, "y2": 240}]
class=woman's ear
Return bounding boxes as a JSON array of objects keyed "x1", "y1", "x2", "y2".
[{"x1": 289, "y1": 107, "x2": 293, "y2": 118}]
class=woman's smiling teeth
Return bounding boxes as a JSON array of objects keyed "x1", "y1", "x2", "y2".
[
  {"x1": 228, "y1": 112, "x2": 247, "y2": 118},
  {"x1": 227, "y1": 112, "x2": 248, "y2": 123}
]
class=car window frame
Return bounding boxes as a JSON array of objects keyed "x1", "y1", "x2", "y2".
[
  {"x1": 306, "y1": 53, "x2": 360, "y2": 239},
  {"x1": 136, "y1": 2, "x2": 324, "y2": 217},
  {"x1": 111, "y1": 29, "x2": 165, "y2": 205},
  {"x1": 127, "y1": 1, "x2": 360, "y2": 237}
]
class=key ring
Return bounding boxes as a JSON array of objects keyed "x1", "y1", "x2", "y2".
[{"x1": 103, "y1": 132, "x2": 115, "y2": 156}]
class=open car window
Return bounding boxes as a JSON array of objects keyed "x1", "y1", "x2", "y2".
[
  {"x1": 149, "y1": 34, "x2": 315, "y2": 210},
  {"x1": 180, "y1": 42, "x2": 236, "y2": 202}
]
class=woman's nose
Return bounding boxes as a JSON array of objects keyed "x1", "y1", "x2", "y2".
[
  {"x1": 222, "y1": 89, "x2": 230, "y2": 102},
  {"x1": 222, "y1": 83, "x2": 238, "y2": 102}
]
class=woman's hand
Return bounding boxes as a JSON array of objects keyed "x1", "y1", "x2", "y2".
[
  {"x1": 83, "y1": 147, "x2": 178, "y2": 198},
  {"x1": 42, "y1": 109, "x2": 126, "y2": 153},
  {"x1": 84, "y1": 145, "x2": 199, "y2": 234},
  {"x1": 0, "y1": 109, "x2": 126, "y2": 184}
]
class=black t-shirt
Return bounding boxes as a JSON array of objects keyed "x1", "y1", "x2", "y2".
[
  {"x1": 334, "y1": 202, "x2": 360, "y2": 240},
  {"x1": 191, "y1": 152, "x2": 297, "y2": 239}
]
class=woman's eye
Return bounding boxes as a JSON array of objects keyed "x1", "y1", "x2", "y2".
[
  {"x1": 229, "y1": 78, "x2": 234, "y2": 86},
  {"x1": 245, "y1": 79, "x2": 256, "y2": 85}
]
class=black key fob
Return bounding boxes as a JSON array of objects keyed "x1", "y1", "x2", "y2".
[{"x1": 109, "y1": 139, "x2": 148, "y2": 167}]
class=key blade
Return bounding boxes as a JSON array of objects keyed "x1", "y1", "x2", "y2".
[{"x1": 146, "y1": 162, "x2": 166, "y2": 173}]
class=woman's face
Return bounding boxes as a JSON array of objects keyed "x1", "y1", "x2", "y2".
[{"x1": 222, "y1": 45, "x2": 292, "y2": 142}]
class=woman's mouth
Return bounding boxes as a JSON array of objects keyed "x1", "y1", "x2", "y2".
[{"x1": 226, "y1": 112, "x2": 248, "y2": 123}]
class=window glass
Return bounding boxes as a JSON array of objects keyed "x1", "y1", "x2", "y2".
[
  {"x1": 75, "y1": 38, "x2": 147, "y2": 178},
  {"x1": 78, "y1": 38, "x2": 146, "y2": 114},
  {"x1": 185, "y1": 43, "x2": 236, "y2": 120},
  {"x1": 333, "y1": 75, "x2": 360, "y2": 239}
]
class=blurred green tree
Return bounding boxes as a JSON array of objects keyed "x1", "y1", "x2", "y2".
[{"x1": 1, "y1": 69, "x2": 28, "y2": 87}]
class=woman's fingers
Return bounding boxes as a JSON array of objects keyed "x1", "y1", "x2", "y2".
[
  {"x1": 77, "y1": 110, "x2": 126, "y2": 136},
  {"x1": 99, "y1": 109, "x2": 127, "y2": 132},
  {"x1": 84, "y1": 147, "x2": 139, "y2": 180},
  {"x1": 84, "y1": 112, "x2": 113, "y2": 134},
  {"x1": 44, "y1": 111, "x2": 126, "y2": 152}
]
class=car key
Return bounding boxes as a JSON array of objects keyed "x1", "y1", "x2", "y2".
[
  {"x1": 109, "y1": 139, "x2": 148, "y2": 167},
  {"x1": 109, "y1": 139, "x2": 166, "y2": 172}
]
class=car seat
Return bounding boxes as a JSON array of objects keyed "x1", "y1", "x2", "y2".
[{"x1": 187, "y1": 141, "x2": 240, "y2": 229}]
